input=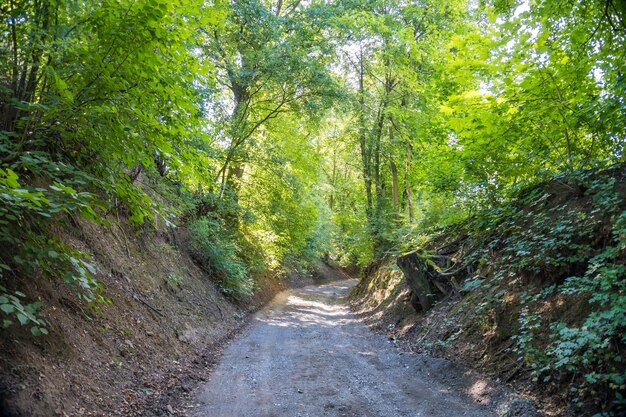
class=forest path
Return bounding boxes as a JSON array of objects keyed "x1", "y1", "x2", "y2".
[{"x1": 189, "y1": 278, "x2": 498, "y2": 417}]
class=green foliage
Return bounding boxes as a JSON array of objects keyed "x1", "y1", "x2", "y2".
[
  {"x1": 188, "y1": 216, "x2": 253, "y2": 299},
  {"x1": 0, "y1": 0, "x2": 217, "y2": 333},
  {"x1": 459, "y1": 170, "x2": 626, "y2": 410},
  {"x1": 538, "y1": 205, "x2": 626, "y2": 406},
  {"x1": 0, "y1": 286, "x2": 48, "y2": 336},
  {"x1": 0, "y1": 8, "x2": 623, "y2": 416},
  {"x1": 511, "y1": 308, "x2": 543, "y2": 369},
  {"x1": 0, "y1": 164, "x2": 107, "y2": 331}
]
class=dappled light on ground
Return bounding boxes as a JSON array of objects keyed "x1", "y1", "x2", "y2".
[
  {"x1": 189, "y1": 281, "x2": 498, "y2": 417},
  {"x1": 468, "y1": 380, "x2": 493, "y2": 405}
]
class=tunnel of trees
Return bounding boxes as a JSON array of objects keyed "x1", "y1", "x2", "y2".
[{"x1": 1, "y1": 0, "x2": 625, "y2": 413}]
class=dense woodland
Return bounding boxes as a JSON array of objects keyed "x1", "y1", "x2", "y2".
[{"x1": 1, "y1": 0, "x2": 625, "y2": 415}]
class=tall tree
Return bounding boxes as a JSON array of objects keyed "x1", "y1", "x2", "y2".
[{"x1": 200, "y1": 0, "x2": 336, "y2": 199}]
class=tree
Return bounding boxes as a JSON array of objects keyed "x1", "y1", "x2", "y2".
[{"x1": 200, "y1": 0, "x2": 337, "y2": 199}]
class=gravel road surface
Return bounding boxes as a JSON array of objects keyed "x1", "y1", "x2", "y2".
[{"x1": 190, "y1": 279, "x2": 497, "y2": 417}]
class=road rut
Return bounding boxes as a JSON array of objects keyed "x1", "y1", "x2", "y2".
[{"x1": 190, "y1": 279, "x2": 497, "y2": 417}]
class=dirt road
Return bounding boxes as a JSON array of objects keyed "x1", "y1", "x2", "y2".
[{"x1": 190, "y1": 280, "x2": 498, "y2": 417}]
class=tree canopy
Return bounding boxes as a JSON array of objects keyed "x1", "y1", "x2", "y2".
[{"x1": 1, "y1": 0, "x2": 625, "y2": 410}]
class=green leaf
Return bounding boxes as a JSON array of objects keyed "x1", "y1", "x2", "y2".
[
  {"x1": 83, "y1": 261, "x2": 96, "y2": 275},
  {"x1": 16, "y1": 313, "x2": 28, "y2": 325},
  {"x1": 0, "y1": 303, "x2": 15, "y2": 314},
  {"x1": 63, "y1": 272, "x2": 75, "y2": 284},
  {"x1": 30, "y1": 326, "x2": 48, "y2": 336},
  {"x1": 3, "y1": 169, "x2": 20, "y2": 188}
]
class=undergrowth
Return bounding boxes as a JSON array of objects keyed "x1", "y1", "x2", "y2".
[
  {"x1": 0, "y1": 156, "x2": 111, "y2": 335},
  {"x1": 187, "y1": 215, "x2": 254, "y2": 299},
  {"x1": 459, "y1": 167, "x2": 626, "y2": 415}
]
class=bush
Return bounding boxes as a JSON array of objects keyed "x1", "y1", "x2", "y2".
[
  {"x1": 0, "y1": 165, "x2": 108, "y2": 335},
  {"x1": 187, "y1": 216, "x2": 253, "y2": 299},
  {"x1": 468, "y1": 171, "x2": 626, "y2": 412}
]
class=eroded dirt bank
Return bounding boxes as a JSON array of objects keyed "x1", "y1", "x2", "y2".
[
  {"x1": 0, "y1": 218, "x2": 287, "y2": 417},
  {"x1": 186, "y1": 280, "x2": 528, "y2": 417}
]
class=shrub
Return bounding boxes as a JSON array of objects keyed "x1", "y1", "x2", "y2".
[
  {"x1": 0, "y1": 166, "x2": 108, "y2": 335},
  {"x1": 187, "y1": 216, "x2": 253, "y2": 299}
]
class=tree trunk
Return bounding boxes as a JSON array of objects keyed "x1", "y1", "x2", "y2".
[
  {"x1": 357, "y1": 45, "x2": 373, "y2": 217},
  {"x1": 390, "y1": 157, "x2": 399, "y2": 215},
  {"x1": 397, "y1": 251, "x2": 458, "y2": 313},
  {"x1": 389, "y1": 125, "x2": 399, "y2": 217},
  {"x1": 218, "y1": 80, "x2": 249, "y2": 198},
  {"x1": 404, "y1": 143, "x2": 414, "y2": 221},
  {"x1": 329, "y1": 148, "x2": 337, "y2": 210},
  {"x1": 397, "y1": 252, "x2": 435, "y2": 312}
]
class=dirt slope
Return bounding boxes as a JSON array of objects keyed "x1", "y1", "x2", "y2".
[
  {"x1": 0, "y1": 217, "x2": 286, "y2": 417},
  {"x1": 186, "y1": 280, "x2": 532, "y2": 417},
  {"x1": 351, "y1": 165, "x2": 626, "y2": 417}
]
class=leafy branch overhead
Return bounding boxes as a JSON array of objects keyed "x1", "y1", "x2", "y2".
[{"x1": 0, "y1": 0, "x2": 624, "y2": 413}]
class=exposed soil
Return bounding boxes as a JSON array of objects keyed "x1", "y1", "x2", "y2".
[
  {"x1": 351, "y1": 265, "x2": 552, "y2": 416},
  {"x1": 349, "y1": 166, "x2": 626, "y2": 417},
  {"x1": 183, "y1": 278, "x2": 532, "y2": 417},
  {"x1": 0, "y1": 217, "x2": 291, "y2": 417}
]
